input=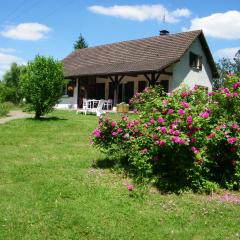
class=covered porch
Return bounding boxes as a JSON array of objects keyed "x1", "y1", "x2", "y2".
[{"x1": 73, "y1": 68, "x2": 172, "y2": 109}]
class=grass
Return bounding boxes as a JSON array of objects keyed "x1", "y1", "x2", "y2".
[{"x1": 0, "y1": 110, "x2": 239, "y2": 240}]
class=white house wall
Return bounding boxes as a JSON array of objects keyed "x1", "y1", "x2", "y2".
[{"x1": 171, "y1": 38, "x2": 213, "y2": 91}]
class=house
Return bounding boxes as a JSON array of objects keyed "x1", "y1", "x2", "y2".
[{"x1": 59, "y1": 30, "x2": 219, "y2": 109}]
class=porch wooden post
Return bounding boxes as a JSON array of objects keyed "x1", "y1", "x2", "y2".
[
  {"x1": 151, "y1": 73, "x2": 156, "y2": 87},
  {"x1": 113, "y1": 78, "x2": 119, "y2": 107}
]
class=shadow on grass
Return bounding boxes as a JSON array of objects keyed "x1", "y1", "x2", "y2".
[
  {"x1": 92, "y1": 158, "x2": 116, "y2": 169},
  {"x1": 27, "y1": 116, "x2": 67, "y2": 121}
]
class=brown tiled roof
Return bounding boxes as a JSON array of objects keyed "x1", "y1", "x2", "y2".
[{"x1": 63, "y1": 30, "x2": 219, "y2": 78}]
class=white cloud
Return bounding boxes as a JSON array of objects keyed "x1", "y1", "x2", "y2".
[
  {"x1": 1, "y1": 22, "x2": 51, "y2": 41},
  {"x1": 88, "y1": 4, "x2": 191, "y2": 23},
  {"x1": 0, "y1": 51, "x2": 25, "y2": 79},
  {"x1": 187, "y1": 10, "x2": 240, "y2": 39},
  {"x1": 215, "y1": 47, "x2": 240, "y2": 59},
  {"x1": 0, "y1": 48, "x2": 16, "y2": 53}
]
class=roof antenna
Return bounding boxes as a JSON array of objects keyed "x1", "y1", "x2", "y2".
[
  {"x1": 162, "y1": 8, "x2": 166, "y2": 24},
  {"x1": 159, "y1": 9, "x2": 169, "y2": 35}
]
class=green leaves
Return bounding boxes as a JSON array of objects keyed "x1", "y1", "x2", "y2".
[{"x1": 21, "y1": 55, "x2": 64, "y2": 119}]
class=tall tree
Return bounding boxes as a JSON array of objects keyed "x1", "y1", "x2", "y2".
[
  {"x1": 74, "y1": 34, "x2": 88, "y2": 50},
  {"x1": 2, "y1": 63, "x2": 25, "y2": 103},
  {"x1": 214, "y1": 49, "x2": 240, "y2": 89},
  {"x1": 234, "y1": 49, "x2": 240, "y2": 72}
]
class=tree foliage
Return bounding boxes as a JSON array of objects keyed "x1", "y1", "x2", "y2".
[
  {"x1": 2, "y1": 63, "x2": 25, "y2": 103},
  {"x1": 74, "y1": 34, "x2": 88, "y2": 50},
  {"x1": 214, "y1": 49, "x2": 240, "y2": 89},
  {"x1": 21, "y1": 55, "x2": 64, "y2": 119}
]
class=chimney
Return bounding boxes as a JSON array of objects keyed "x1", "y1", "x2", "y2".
[{"x1": 160, "y1": 30, "x2": 169, "y2": 36}]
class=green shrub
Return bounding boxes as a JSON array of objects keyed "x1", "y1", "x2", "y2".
[
  {"x1": 0, "y1": 83, "x2": 15, "y2": 103},
  {"x1": 21, "y1": 55, "x2": 64, "y2": 119},
  {"x1": 92, "y1": 76, "x2": 240, "y2": 193},
  {"x1": 0, "y1": 103, "x2": 10, "y2": 117}
]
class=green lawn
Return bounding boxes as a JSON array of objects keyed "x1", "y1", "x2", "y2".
[{"x1": 0, "y1": 111, "x2": 239, "y2": 240}]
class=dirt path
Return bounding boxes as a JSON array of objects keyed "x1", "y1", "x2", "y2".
[{"x1": 0, "y1": 110, "x2": 32, "y2": 124}]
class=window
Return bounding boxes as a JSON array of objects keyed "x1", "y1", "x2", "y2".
[
  {"x1": 156, "y1": 80, "x2": 169, "y2": 93},
  {"x1": 190, "y1": 52, "x2": 202, "y2": 70},
  {"x1": 63, "y1": 79, "x2": 75, "y2": 97}
]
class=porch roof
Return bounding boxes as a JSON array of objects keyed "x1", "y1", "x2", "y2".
[{"x1": 63, "y1": 30, "x2": 219, "y2": 78}]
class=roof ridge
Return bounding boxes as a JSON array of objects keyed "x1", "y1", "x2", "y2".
[{"x1": 72, "y1": 30, "x2": 202, "y2": 54}]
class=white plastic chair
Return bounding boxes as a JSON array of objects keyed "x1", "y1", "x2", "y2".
[
  {"x1": 104, "y1": 99, "x2": 113, "y2": 110},
  {"x1": 85, "y1": 99, "x2": 106, "y2": 117}
]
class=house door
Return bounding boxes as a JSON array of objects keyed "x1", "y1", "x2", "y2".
[
  {"x1": 96, "y1": 83, "x2": 105, "y2": 99},
  {"x1": 138, "y1": 81, "x2": 147, "y2": 92},
  {"x1": 124, "y1": 81, "x2": 134, "y2": 104}
]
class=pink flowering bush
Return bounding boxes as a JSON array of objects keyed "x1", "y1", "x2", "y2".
[{"x1": 92, "y1": 78, "x2": 240, "y2": 192}]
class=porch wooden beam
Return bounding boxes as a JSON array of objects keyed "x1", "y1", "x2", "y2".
[
  {"x1": 160, "y1": 70, "x2": 172, "y2": 76},
  {"x1": 118, "y1": 75, "x2": 124, "y2": 83},
  {"x1": 144, "y1": 73, "x2": 151, "y2": 83},
  {"x1": 156, "y1": 72, "x2": 161, "y2": 82}
]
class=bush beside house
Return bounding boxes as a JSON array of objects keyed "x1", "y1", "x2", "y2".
[
  {"x1": 21, "y1": 55, "x2": 64, "y2": 119},
  {"x1": 92, "y1": 74, "x2": 240, "y2": 193}
]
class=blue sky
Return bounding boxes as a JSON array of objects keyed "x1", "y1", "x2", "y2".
[{"x1": 0, "y1": 0, "x2": 239, "y2": 78}]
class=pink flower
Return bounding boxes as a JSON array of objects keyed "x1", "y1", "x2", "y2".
[
  {"x1": 152, "y1": 134, "x2": 158, "y2": 141},
  {"x1": 226, "y1": 93, "x2": 231, "y2": 98},
  {"x1": 187, "y1": 116, "x2": 193, "y2": 125},
  {"x1": 150, "y1": 118, "x2": 155, "y2": 124},
  {"x1": 129, "y1": 98, "x2": 133, "y2": 104},
  {"x1": 134, "y1": 128, "x2": 139, "y2": 133},
  {"x1": 157, "y1": 117, "x2": 164, "y2": 124},
  {"x1": 169, "y1": 129, "x2": 174, "y2": 135},
  {"x1": 172, "y1": 136, "x2": 179, "y2": 143},
  {"x1": 199, "y1": 112, "x2": 209, "y2": 119},
  {"x1": 124, "y1": 133, "x2": 130, "y2": 139},
  {"x1": 111, "y1": 121, "x2": 117, "y2": 127},
  {"x1": 179, "y1": 139, "x2": 185, "y2": 145},
  {"x1": 232, "y1": 123, "x2": 238, "y2": 129},
  {"x1": 152, "y1": 108, "x2": 157, "y2": 113},
  {"x1": 136, "y1": 92, "x2": 141, "y2": 97},
  {"x1": 180, "y1": 101, "x2": 189, "y2": 108},
  {"x1": 191, "y1": 137, "x2": 196, "y2": 143},
  {"x1": 191, "y1": 146, "x2": 200, "y2": 155},
  {"x1": 145, "y1": 122, "x2": 150, "y2": 128},
  {"x1": 208, "y1": 132, "x2": 216, "y2": 139},
  {"x1": 127, "y1": 185, "x2": 134, "y2": 191},
  {"x1": 232, "y1": 83, "x2": 238, "y2": 89},
  {"x1": 117, "y1": 128, "x2": 123, "y2": 133},
  {"x1": 141, "y1": 148, "x2": 148, "y2": 154},
  {"x1": 144, "y1": 87, "x2": 149, "y2": 93},
  {"x1": 93, "y1": 128, "x2": 101, "y2": 138},
  {"x1": 224, "y1": 88, "x2": 230, "y2": 93},
  {"x1": 181, "y1": 92, "x2": 188, "y2": 97},
  {"x1": 133, "y1": 108, "x2": 138, "y2": 113},
  {"x1": 112, "y1": 132, "x2": 117, "y2": 137},
  {"x1": 174, "y1": 130, "x2": 180, "y2": 136},
  {"x1": 168, "y1": 109, "x2": 174, "y2": 114},
  {"x1": 178, "y1": 109, "x2": 185, "y2": 115},
  {"x1": 227, "y1": 137, "x2": 237, "y2": 144},
  {"x1": 159, "y1": 140, "x2": 166, "y2": 146},
  {"x1": 220, "y1": 124, "x2": 227, "y2": 129},
  {"x1": 161, "y1": 127, "x2": 167, "y2": 133},
  {"x1": 233, "y1": 93, "x2": 238, "y2": 97},
  {"x1": 208, "y1": 92, "x2": 213, "y2": 96}
]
